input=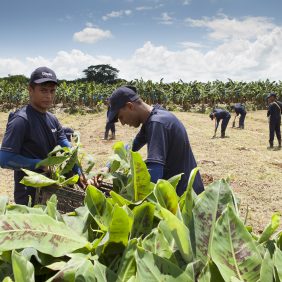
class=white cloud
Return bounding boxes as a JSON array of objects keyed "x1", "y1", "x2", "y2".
[
  {"x1": 73, "y1": 27, "x2": 112, "y2": 44},
  {"x1": 183, "y1": 0, "x2": 191, "y2": 5},
  {"x1": 185, "y1": 14, "x2": 275, "y2": 41},
  {"x1": 179, "y1": 41, "x2": 204, "y2": 49},
  {"x1": 136, "y1": 6, "x2": 153, "y2": 11},
  {"x1": 1, "y1": 16, "x2": 282, "y2": 82},
  {"x1": 158, "y1": 12, "x2": 173, "y2": 25},
  {"x1": 102, "y1": 10, "x2": 132, "y2": 21}
]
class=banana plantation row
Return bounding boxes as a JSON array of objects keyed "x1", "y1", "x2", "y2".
[{"x1": 1, "y1": 77, "x2": 282, "y2": 111}]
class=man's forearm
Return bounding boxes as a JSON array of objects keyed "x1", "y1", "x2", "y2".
[{"x1": 0, "y1": 151, "x2": 41, "y2": 170}]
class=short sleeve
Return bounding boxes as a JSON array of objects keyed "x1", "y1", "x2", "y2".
[
  {"x1": 1, "y1": 116, "x2": 27, "y2": 154},
  {"x1": 146, "y1": 122, "x2": 168, "y2": 166}
]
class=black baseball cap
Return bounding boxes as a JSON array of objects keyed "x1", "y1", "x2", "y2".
[
  {"x1": 108, "y1": 86, "x2": 139, "y2": 123},
  {"x1": 266, "y1": 92, "x2": 276, "y2": 99},
  {"x1": 29, "y1": 67, "x2": 58, "y2": 84}
]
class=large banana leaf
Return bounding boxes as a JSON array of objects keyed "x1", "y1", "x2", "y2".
[
  {"x1": 258, "y1": 212, "x2": 280, "y2": 244},
  {"x1": 154, "y1": 179, "x2": 178, "y2": 215},
  {"x1": 131, "y1": 202, "x2": 155, "y2": 239},
  {"x1": 130, "y1": 151, "x2": 153, "y2": 201},
  {"x1": 142, "y1": 227, "x2": 174, "y2": 261},
  {"x1": 12, "y1": 250, "x2": 34, "y2": 282},
  {"x1": 211, "y1": 205, "x2": 262, "y2": 282},
  {"x1": 192, "y1": 180, "x2": 236, "y2": 263},
  {"x1": 274, "y1": 246, "x2": 282, "y2": 280},
  {"x1": 0, "y1": 214, "x2": 90, "y2": 257},
  {"x1": 159, "y1": 207, "x2": 193, "y2": 263},
  {"x1": 20, "y1": 169, "x2": 58, "y2": 188},
  {"x1": 85, "y1": 185, "x2": 113, "y2": 231},
  {"x1": 35, "y1": 155, "x2": 69, "y2": 168},
  {"x1": 135, "y1": 246, "x2": 194, "y2": 282},
  {"x1": 259, "y1": 249, "x2": 274, "y2": 282},
  {"x1": 116, "y1": 239, "x2": 138, "y2": 281},
  {"x1": 181, "y1": 167, "x2": 199, "y2": 226}
]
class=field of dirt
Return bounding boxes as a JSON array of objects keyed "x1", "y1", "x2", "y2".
[{"x1": 0, "y1": 109, "x2": 281, "y2": 233}]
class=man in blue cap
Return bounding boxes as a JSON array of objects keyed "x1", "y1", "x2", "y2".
[
  {"x1": 231, "y1": 103, "x2": 247, "y2": 129},
  {"x1": 209, "y1": 108, "x2": 231, "y2": 138},
  {"x1": 266, "y1": 93, "x2": 281, "y2": 149},
  {"x1": 104, "y1": 85, "x2": 204, "y2": 196},
  {"x1": 0, "y1": 67, "x2": 85, "y2": 205}
]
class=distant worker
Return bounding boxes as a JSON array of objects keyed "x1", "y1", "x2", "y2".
[
  {"x1": 210, "y1": 108, "x2": 231, "y2": 138},
  {"x1": 231, "y1": 103, "x2": 247, "y2": 129},
  {"x1": 104, "y1": 99, "x2": 116, "y2": 140},
  {"x1": 95, "y1": 85, "x2": 204, "y2": 196},
  {"x1": 266, "y1": 93, "x2": 281, "y2": 149}
]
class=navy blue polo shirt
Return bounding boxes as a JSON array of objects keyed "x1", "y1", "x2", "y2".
[
  {"x1": 132, "y1": 106, "x2": 204, "y2": 196},
  {"x1": 213, "y1": 109, "x2": 230, "y2": 121},
  {"x1": 267, "y1": 101, "x2": 282, "y2": 122},
  {"x1": 234, "y1": 103, "x2": 246, "y2": 115},
  {"x1": 1, "y1": 104, "x2": 66, "y2": 204}
]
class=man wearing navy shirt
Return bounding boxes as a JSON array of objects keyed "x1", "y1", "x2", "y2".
[
  {"x1": 0, "y1": 67, "x2": 83, "y2": 205},
  {"x1": 266, "y1": 93, "x2": 281, "y2": 149},
  {"x1": 231, "y1": 103, "x2": 247, "y2": 129},
  {"x1": 209, "y1": 108, "x2": 231, "y2": 138},
  {"x1": 105, "y1": 85, "x2": 204, "y2": 196}
]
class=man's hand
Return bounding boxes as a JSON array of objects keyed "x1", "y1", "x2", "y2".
[
  {"x1": 77, "y1": 173, "x2": 87, "y2": 190},
  {"x1": 87, "y1": 167, "x2": 110, "y2": 188}
]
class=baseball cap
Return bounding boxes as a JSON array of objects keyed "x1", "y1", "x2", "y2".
[
  {"x1": 209, "y1": 112, "x2": 214, "y2": 120},
  {"x1": 108, "y1": 86, "x2": 139, "y2": 123},
  {"x1": 266, "y1": 92, "x2": 276, "y2": 99},
  {"x1": 29, "y1": 67, "x2": 58, "y2": 84}
]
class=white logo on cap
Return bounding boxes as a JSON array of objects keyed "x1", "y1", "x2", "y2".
[{"x1": 42, "y1": 72, "x2": 53, "y2": 77}]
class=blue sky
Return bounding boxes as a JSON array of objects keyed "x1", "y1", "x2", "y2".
[{"x1": 0, "y1": 0, "x2": 282, "y2": 82}]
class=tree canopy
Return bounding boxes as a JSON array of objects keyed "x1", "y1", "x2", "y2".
[{"x1": 83, "y1": 64, "x2": 119, "y2": 84}]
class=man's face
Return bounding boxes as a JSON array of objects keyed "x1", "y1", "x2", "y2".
[
  {"x1": 117, "y1": 102, "x2": 141, "y2": 128},
  {"x1": 29, "y1": 82, "x2": 57, "y2": 112},
  {"x1": 267, "y1": 96, "x2": 275, "y2": 103}
]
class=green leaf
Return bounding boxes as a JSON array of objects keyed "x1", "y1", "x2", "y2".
[
  {"x1": 142, "y1": 228, "x2": 173, "y2": 260},
  {"x1": 274, "y1": 246, "x2": 282, "y2": 280},
  {"x1": 45, "y1": 194, "x2": 58, "y2": 220},
  {"x1": 59, "y1": 174, "x2": 79, "y2": 186},
  {"x1": 0, "y1": 214, "x2": 90, "y2": 257},
  {"x1": 92, "y1": 258, "x2": 118, "y2": 282},
  {"x1": 12, "y1": 250, "x2": 34, "y2": 282},
  {"x1": 85, "y1": 185, "x2": 113, "y2": 231},
  {"x1": 193, "y1": 179, "x2": 237, "y2": 263},
  {"x1": 130, "y1": 151, "x2": 153, "y2": 201},
  {"x1": 35, "y1": 155, "x2": 69, "y2": 169},
  {"x1": 0, "y1": 196, "x2": 8, "y2": 215},
  {"x1": 2, "y1": 277, "x2": 14, "y2": 282},
  {"x1": 116, "y1": 239, "x2": 138, "y2": 281},
  {"x1": 6, "y1": 204, "x2": 45, "y2": 215},
  {"x1": 167, "y1": 174, "x2": 182, "y2": 190},
  {"x1": 259, "y1": 249, "x2": 274, "y2": 282},
  {"x1": 159, "y1": 207, "x2": 193, "y2": 263},
  {"x1": 154, "y1": 179, "x2": 178, "y2": 215},
  {"x1": 182, "y1": 167, "x2": 199, "y2": 226},
  {"x1": 135, "y1": 246, "x2": 193, "y2": 282},
  {"x1": 110, "y1": 190, "x2": 132, "y2": 206},
  {"x1": 75, "y1": 259, "x2": 97, "y2": 281},
  {"x1": 60, "y1": 147, "x2": 78, "y2": 175},
  {"x1": 20, "y1": 169, "x2": 58, "y2": 188},
  {"x1": 131, "y1": 203, "x2": 155, "y2": 238},
  {"x1": 211, "y1": 205, "x2": 262, "y2": 282},
  {"x1": 113, "y1": 141, "x2": 127, "y2": 161},
  {"x1": 105, "y1": 204, "x2": 131, "y2": 247},
  {"x1": 258, "y1": 212, "x2": 280, "y2": 244}
]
